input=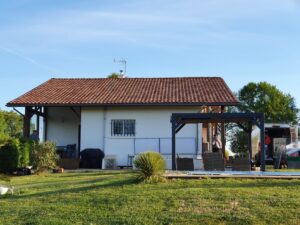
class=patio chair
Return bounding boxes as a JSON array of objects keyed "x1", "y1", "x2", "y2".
[
  {"x1": 232, "y1": 153, "x2": 251, "y2": 171},
  {"x1": 176, "y1": 156, "x2": 194, "y2": 171},
  {"x1": 203, "y1": 152, "x2": 225, "y2": 171}
]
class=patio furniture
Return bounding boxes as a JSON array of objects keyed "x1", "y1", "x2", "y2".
[
  {"x1": 56, "y1": 144, "x2": 76, "y2": 159},
  {"x1": 59, "y1": 158, "x2": 80, "y2": 170},
  {"x1": 232, "y1": 154, "x2": 251, "y2": 171},
  {"x1": 104, "y1": 155, "x2": 117, "y2": 169},
  {"x1": 176, "y1": 156, "x2": 194, "y2": 171},
  {"x1": 128, "y1": 154, "x2": 134, "y2": 167},
  {"x1": 203, "y1": 152, "x2": 225, "y2": 171},
  {"x1": 287, "y1": 157, "x2": 300, "y2": 169},
  {"x1": 117, "y1": 165, "x2": 133, "y2": 169}
]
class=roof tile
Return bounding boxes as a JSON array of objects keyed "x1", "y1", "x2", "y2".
[{"x1": 7, "y1": 77, "x2": 239, "y2": 106}]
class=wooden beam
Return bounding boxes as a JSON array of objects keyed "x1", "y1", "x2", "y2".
[
  {"x1": 248, "y1": 121, "x2": 252, "y2": 161},
  {"x1": 172, "y1": 113, "x2": 263, "y2": 124},
  {"x1": 36, "y1": 114, "x2": 40, "y2": 136},
  {"x1": 221, "y1": 122, "x2": 226, "y2": 157},
  {"x1": 221, "y1": 106, "x2": 226, "y2": 156},
  {"x1": 237, "y1": 122, "x2": 251, "y2": 133},
  {"x1": 23, "y1": 107, "x2": 32, "y2": 138},
  {"x1": 13, "y1": 107, "x2": 24, "y2": 117},
  {"x1": 260, "y1": 115, "x2": 266, "y2": 172},
  {"x1": 175, "y1": 123, "x2": 186, "y2": 134},
  {"x1": 172, "y1": 120, "x2": 176, "y2": 170},
  {"x1": 43, "y1": 107, "x2": 48, "y2": 141},
  {"x1": 30, "y1": 107, "x2": 46, "y2": 118},
  {"x1": 70, "y1": 107, "x2": 80, "y2": 119}
]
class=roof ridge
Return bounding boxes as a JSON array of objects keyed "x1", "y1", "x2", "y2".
[{"x1": 51, "y1": 76, "x2": 222, "y2": 80}]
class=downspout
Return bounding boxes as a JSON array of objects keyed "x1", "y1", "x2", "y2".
[
  {"x1": 196, "y1": 123, "x2": 199, "y2": 155},
  {"x1": 103, "y1": 107, "x2": 107, "y2": 155}
]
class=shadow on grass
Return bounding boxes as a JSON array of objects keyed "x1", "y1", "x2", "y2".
[
  {"x1": 60, "y1": 170, "x2": 134, "y2": 178},
  {"x1": 9, "y1": 175, "x2": 139, "y2": 200},
  {"x1": 14, "y1": 171, "x2": 137, "y2": 189},
  {"x1": 148, "y1": 178, "x2": 300, "y2": 191},
  {"x1": 16, "y1": 175, "x2": 114, "y2": 189}
]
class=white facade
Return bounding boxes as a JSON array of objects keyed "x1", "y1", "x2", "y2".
[
  {"x1": 47, "y1": 107, "x2": 80, "y2": 149},
  {"x1": 46, "y1": 106, "x2": 203, "y2": 169}
]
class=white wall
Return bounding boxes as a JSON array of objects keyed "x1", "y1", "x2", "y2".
[
  {"x1": 80, "y1": 106, "x2": 202, "y2": 167},
  {"x1": 47, "y1": 107, "x2": 80, "y2": 148},
  {"x1": 47, "y1": 106, "x2": 203, "y2": 169},
  {"x1": 80, "y1": 108, "x2": 104, "y2": 150}
]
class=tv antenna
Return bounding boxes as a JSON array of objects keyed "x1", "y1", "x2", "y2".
[{"x1": 114, "y1": 58, "x2": 127, "y2": 75}]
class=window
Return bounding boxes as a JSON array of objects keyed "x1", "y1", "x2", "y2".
[{"x1": 111, "y1": 120, "x2": 135, "y2": 136}]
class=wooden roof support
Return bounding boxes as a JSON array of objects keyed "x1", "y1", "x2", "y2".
[
  {"x1": 221, "y1": 106, "x2": 226, "y2": 156},
  {"x1": 23, "y1": 107, "x2": 32, "y2": 138}
]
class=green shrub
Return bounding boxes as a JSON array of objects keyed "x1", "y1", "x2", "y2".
[
  {"x1": 0, "y1": 138, "x2": 33, "y2": 173},
  {"x1": 31, "y1": 141, "x2": 58, "y2": 172},
  {"x1": 133, "y1": 151, "x2": 166, "y2": 183},
  {"x1": 0, "y1": 138, "x2": 20, "y2": 173},
  {"x1": 19, "y1": 138, "x2": 33, "y2": 168},
  {"x1": 0, "y1": 133, "x2": 9, "y2": 148}
]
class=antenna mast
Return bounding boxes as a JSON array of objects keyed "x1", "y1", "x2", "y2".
[{"x1": 114, "y1": 58, "x2": 127, "y2": 75}]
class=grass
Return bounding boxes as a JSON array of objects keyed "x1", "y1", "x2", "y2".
[{"x1": 1, "y1": 171, "x2": 300, "y2": 225}]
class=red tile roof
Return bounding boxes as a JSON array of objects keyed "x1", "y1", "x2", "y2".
[{"x1": 7, "y1": 77, "x2": 239, "y2": 106}]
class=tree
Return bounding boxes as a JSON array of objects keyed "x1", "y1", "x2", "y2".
[
  {"x1": 229, "y1": 82, "x2": 299, "y2": 152},
  {"x1": 238, "y1": 82, "x2": 299, "y2": 124},
  {"x1": 0, "y1": 112, "x2": 8, "y2": 145},
  {"x1": 229, "y1": 128, "x2": 248, "y2": 153},
  {"x1": 0, "y1": 112, "x2": 6, "y2": 135},
  {"x1": 107, "y1": 73, "x2": 120, "y2": 78},
  {"x1": 0, "y1": 110, "x2": 23, "y2": 138}
]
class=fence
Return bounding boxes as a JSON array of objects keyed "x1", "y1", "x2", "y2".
[{"x1": 133, "y1": 137, "x2": 198, "y2": 155}]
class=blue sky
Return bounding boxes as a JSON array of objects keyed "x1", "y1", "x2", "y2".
[{"x1": 1, "y1": 0, "x2": 300, "y2": 109}]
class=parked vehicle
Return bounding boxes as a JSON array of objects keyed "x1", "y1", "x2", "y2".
[{"x1": 252, "y1": 124, "x2": 299, "y2": 167}]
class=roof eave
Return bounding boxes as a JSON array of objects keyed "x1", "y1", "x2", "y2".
[{"x1": 6, "y1": 102, "x2": 241, "y2": 108}]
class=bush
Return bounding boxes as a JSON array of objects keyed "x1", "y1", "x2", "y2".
[
  {"x1": 133, "y1": 151, "x2": 166, "y2": 183},
  {"x1": 0, "y1": 133, "x2": 9, "y2": 148},
  {"x1": 0, "y1": 138, "x2": 20, "y2": 173},
  {"x1": 31, "y1": 141, "x2": 58, "y2": 172},
  {"x1": 19, "y1": 138, "x2": 33, "y2": 168}
]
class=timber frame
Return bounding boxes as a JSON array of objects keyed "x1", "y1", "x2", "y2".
[
  {"x1": 171, "y1": 112, "x2": 266, "y2": 171},
  {"x1": 22, "y1": 106, "x2": 47, "y2": 139}
]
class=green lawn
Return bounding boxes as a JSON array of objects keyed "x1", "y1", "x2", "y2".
[{"x1": 1, "y1": 171, "x2": 300, "y2": 225}]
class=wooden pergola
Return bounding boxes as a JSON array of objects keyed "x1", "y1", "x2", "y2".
[{"x1": 171, "y1": 112, "x2": 266, "y2": 171}]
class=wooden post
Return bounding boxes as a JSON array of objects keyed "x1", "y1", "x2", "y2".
[
  {"x1": 214, "y1": 123, "x2": 218, "y2": 135},
  {"x1": 260, "y1": 115, "x2": 265, "y2": 172},
  {"x1": 36, "y1": 114, "x2": 40, "y2": 136},
  {"x1": 208, "y1": 123, "x2": 212, "y2": 152},
  {"x1": 23, "y1": 107, "x2": 31, "y2": 138},
  {"x1": 43, "y1": 107, "x2": 48, "y2": 141},
  {"x1": 221, "y1": 122, "x2": 225, "y2": 157},
  {"x1": 221, "y1": 106, "x2": 226, "y2": 157},
  {"x1": 172, "y1": 119, "x2": 176, "y2": 170},
  {"x1": 78, "y1": 125, "x2": 81, "y2": 159},
  {"x1": 248, "y1": 121, "x2": 252, "y2": 161}
]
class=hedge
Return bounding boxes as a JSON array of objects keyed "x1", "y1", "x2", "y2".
[{"x1": 0, "y1": 138, "x2": 33, "y2": 173}]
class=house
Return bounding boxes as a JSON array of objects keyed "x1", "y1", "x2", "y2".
[{"x1": 7, "y1": 77, "x2": 239, "y2": 169}]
